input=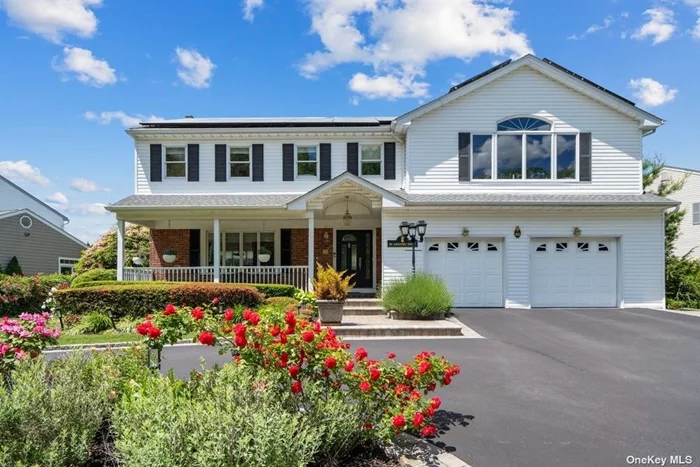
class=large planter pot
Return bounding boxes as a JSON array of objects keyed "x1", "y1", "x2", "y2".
[
  {"x1": 317, "y1": 300, "x2": 344, "y2": 324},
  {"x1": 389, "y1": 311, "x2": 445, "y2": 321},
  {"x1": 162, "y1": 254, "x2": 177, "y2": 264}
]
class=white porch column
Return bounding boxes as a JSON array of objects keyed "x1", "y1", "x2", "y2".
[
  {"x1": 213, "y1": 219, "x2": 221, "y2": 283},
  {"x1": 308, "y1": 215, "x2": 315, "y2": 291},
  {"x1": 116, "y1": 219, "x2": 125, "y2": 281}
]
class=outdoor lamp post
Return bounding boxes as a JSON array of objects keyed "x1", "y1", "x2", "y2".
[{"x1": 400, "y1": 220, "x2": 427, "y2": 275}]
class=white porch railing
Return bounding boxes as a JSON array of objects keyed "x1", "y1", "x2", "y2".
[{"x1": 123, "y1": 266, "x2": 309, "y2": 291}]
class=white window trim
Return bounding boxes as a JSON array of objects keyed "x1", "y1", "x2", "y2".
[
  {"x1": 207, "y1": 231, "x2": 277, "y2": 267},
  {"x1": 228, "y1": 145, "x2": 252, "y2": 180},
  {"x1": 693, "y1": 202, "x2": 700, "y2": 225},
  {"x1": 470, "y1": 118, "x2": 580, "y2": 182},
  {"x1": 164, "y1": 145, "x2": 188, "y2": 179},
  {"x1": 295, "y1": 144, "x2": 319, "y2": 179},
  {"x1": 360, "y1": 143, "x2": 383, "y2": 177},
  {"x1": 58, "y1": 257, "x2": 79, "y2": 274}
]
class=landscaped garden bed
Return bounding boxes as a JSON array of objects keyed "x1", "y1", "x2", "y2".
[{"x1": 1, "y1": 297, "x2": 460, "y2": 467}]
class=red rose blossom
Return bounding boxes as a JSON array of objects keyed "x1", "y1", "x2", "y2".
[
  {"x1": 418, "y1": 361, "x2": 431, "y2": 374},
  {"x1": 148, "y1": 326, "x2": 162, "y2": 339},
  {"x1": 313, "y1": 321, "x2": 322, "y2": 333},
  {"x1": 291, "y1": 381, "x2": 302, "y2": 394},
  {"x1": 289, "y1": 365, "x2": 300, "y2": 378},
  {"x1": 443, "y1": 375, "x2": 452, "y2": 385},
  {"x1": 224, "y1": 309, "x2": 234, "y2": 321},
  {"x1": 325, "y1": 357, "x2": 337, "y2": 369},
  {"x1": 404, "y1": 365, "x2": 415, "y2": 378},
  {"x1": 191, "y1": 307, "x2": 204, "y2": 321},
  {"x1": 198, "y1": 331, "x2": 214, "y2": 346},
  {"x1": 413, "y1": 412, "x2": 425, "y2": 427},
  {"x1": 387, "y1": 352, "x2": 396, "y2": 359},
  {"x1": 285, "y1": 311, "x2": 296, "y2": 326},
  {"x1": 212, "y1": 297, "x2": 220, "y2": 305},
  {"x1": 270, "y1": 325, "x2": 280, "y2": 337},
  {"x1": 431, "y1": 397, "x2": 441, "y2": 409},
  {"x1": 344, "y1": 361, "x2": 355, "y2": 372},
  {"x1": 370, "y1": 367, "x2": 381, "y2": 381},
  {"x1": 426, "y1": 382, "x2": 436, "y2": 391},
  {"x1": 425, "y1": 407, "x2": 436, "y2": 417},
  {"x1": 233, "y1": 323, "x2": 246, "y2": 336},
  {"x1": 234, "y1": 335, "x2": 247, "y2": 348},
  {"x1": 136, "y1": 322, "x2": 151, "y2": 336},
  {"x1": 392, "y1": 415, "x2": 406, "y2": 429},
  {"x1": 355, "y1": 347, "x2": 368, "y2": 361},
  {"x1": 302, "y1": 331, "x2": 315, "y2": 342},
  {"x1": 246, "y1": 311, "x2": 261, "y2": 326},
  {"x1": 421, "y1": 425, "x2": 438, "y2": 437},
  {"x1": 359, "y1": 381, "x2": 371, "y2": 392},
  {"x1": 280, "y1": 333, "x2": 288, "y2": 344},
  {"x1": 164, "y1": 303, "x2": 176, "y2": 316}
]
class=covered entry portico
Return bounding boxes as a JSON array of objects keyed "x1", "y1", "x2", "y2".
[{"x1": 107, "y1": 173, "x2": 405, "y2": 292}]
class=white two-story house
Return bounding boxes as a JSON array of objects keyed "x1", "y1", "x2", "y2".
[{"x1": 106, "y1": 55, "x2": 677, "y2": 309}]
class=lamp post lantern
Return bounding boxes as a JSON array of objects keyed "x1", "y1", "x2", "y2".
[{"x1": 400, "y1": 220, "x2": 427, "y2": 275}]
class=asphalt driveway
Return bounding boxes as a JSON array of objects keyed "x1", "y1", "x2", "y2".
[{"x1": 49, "y1": 308, "x2": 700, "y2": 466}]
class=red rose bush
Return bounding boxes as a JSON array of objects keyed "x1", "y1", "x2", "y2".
[{"x1": 135, "y1": 300, "x2": 460, "y2": 440}]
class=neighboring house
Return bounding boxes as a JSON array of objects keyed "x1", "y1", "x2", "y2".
[
  {"x1": 657, "y1": 166, "x2": 700, "y2": 259},
  {"x1": 0, "y1": 175, "x2": 86, "y2": 275},
  {"x1": 106, "y1": 55, "x2": 678, "y2": 309}
]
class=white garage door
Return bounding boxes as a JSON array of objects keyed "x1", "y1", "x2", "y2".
[
  {"x1": 530, "y1": 238, "x2": 617, "y2": 308},
  {"x1": 425, "y1": 239, "x2": 503, "y2": 307}
]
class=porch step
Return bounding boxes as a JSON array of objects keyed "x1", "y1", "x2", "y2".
[
  {"x1": 343, "y1": 307, "x2": 386, "y2": 316},
  {"x1": 329, "y1": 315, "x2": 464, "y2": 338},
  {"x1": 344, "y1": 298, "x2": 382, "y2": 308}
]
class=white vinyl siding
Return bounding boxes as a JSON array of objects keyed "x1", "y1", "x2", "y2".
[
  {"x1": 693, "y1": 203, "x2": 700, "y2": 225},
  {"x1": 406, "y1": 66, "x2": 643, "y2": 194},
  {"x1": 0, "y1": 178, "x2": 66, "y2": 229},
  {"x1": 135, "y1": 137, "x2": 404, "y2": 194},
  {"x1": 653, "y1": 168, "x2": 700, "y2": 259},
  {"x1": 382, "y1": 209, "x2": 665, "y2": 309}
]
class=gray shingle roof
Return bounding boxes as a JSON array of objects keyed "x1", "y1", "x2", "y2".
[
  {"x1": 392, "y1": 192, "x2": 679, "y2": 206},
  {"x1": 107, "y1": 194, "x2": 299, "y2": 209}
]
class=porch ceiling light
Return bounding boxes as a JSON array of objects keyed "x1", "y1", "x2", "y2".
[{"x1": 343, "y1": 196, "x2": 352, "y2": 226}]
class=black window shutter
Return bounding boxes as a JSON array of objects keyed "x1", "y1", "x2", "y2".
[
  {"x1": 215, "y1": 144, "x2": 227, "y2": 182},
  {"x1": 347, "y1": 143, "x2": 359, "y2": 175},
  {"x1": 320, "y1": 143, "x2": 331, "y2": 181},
  {"x1": 252, "y1": 144, "x2": 264, "y2": 181},
  {"x1": 384, "y1": 142, "x2": 396, "y2": 180},
  {"x1": 281, "y1": 229, "x2": 292, "y2": 266},
  {"x1": 189, "y1": 229, "x2": 201, "y2": 267},
  {"x1": 187, "y1": 144, "x2": 199, "y2": 182},
  {"x1": 283, "y1": 144, "x2": 295, "y2": 181},
  {"x1": 150, "y1": 144, "x2": 162, "y2": 182},
  {"x1": 458, "y1": 133, "x2": 471, "y2": 182},
  {"x1": 579, "y1": 133, "x2": 592, "y2": 182}
]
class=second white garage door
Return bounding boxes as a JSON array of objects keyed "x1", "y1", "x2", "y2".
[
  {"x1": 425, "y1": 239, "x2": 503, "y2": 307},
  {"x1": 530, "y1": 238, "x2": 618, "y2": 308}
]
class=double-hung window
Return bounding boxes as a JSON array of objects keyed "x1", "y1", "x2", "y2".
[
  {"x1": 58, "y1": 257, "x2": 79, "y2": 275},
  {"x1": 693, "y1": 202, "x2": 700, "y2": 225},
  {"x1": 472, "y1": 117, "x2": 578, "y2": 181},
  {"x1": 361, "y1": 144, "x2": 382, "y2": 176},
  {"x1": 229, "y1": 146, "x2": 250, "y2": 178},
  {"x1": 165, "y1": 147, "x2": 186, "y2": 178},
  {"x1": 297, "y1": 146, "x2": 318, "y2": 177}
]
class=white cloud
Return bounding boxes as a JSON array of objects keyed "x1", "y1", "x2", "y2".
[
  {"x1": 349, "y1": 72, "x2": 429, "y2": 99},
  {"x1": 84, "y1": 111, "x2": 165, "y2": 128},
  {"x1": 298, "y1": 0, "x2": 532, "y2": 99},
  {"x1": 69, "y1": 203, "x2": 108, "y2": 216},
  {"x1": 174, "y1": 47, "x2": 216, "y2": 88},
  {"x1": 632, "y1": 8, "x2": 676, "y2": 44},
  {"x1": 70, "y1": 177, "x2": 110, "y2": 192},
  {"x1": 568, "y1": 15, "x2": 614, "y2": 40},
  {"x1": 0, "y1": 0, "x2": 101, "y2": 42},
  {"x1": 53, "y1": 46, "x2": 117, "y2": 87},
  {"x1": 694, "y1": 14, "x2": 700, "y2": 39},
  {"x1": 243, "y1": 0, "x2": 264, "y2": 21},
  {"x1": 349, "y1": 96, "x2": 360, "y2": 106},
  {"x1": 46, "y1": 192, "x2": 68, "y2": 205},
  {"x1": 629, "y1": 78, "x2": 678, "y2": 107},
  {"x1": 0, "y1": 160, "x2": 50, "y2": 185}
]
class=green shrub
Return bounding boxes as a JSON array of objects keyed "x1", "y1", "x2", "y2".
[
  {"x1": 71, "y1": 279, "x2": 298, "y2": 297},
  {"x1": 381, "y1": 273, "x2": 453, "y2": 316},
  {"x1": 313, "y1": 264, "x2": 354, "y2": 301},
  {"x1": 0, "y1": 274, "x2": 71, "y2": 316},
  {"x1": 54, "y1": 283, "x2": 264, "y2": 319},
  {"x1": 0, "y1": 354, "x2": 112, "y2": 467},
  {"x1": 69, "y1": 312, "x2": 114, "y2": 334},
  {"x1": 5, "y1": 256, "x2": 22, "y2": 276},
  {"x1": 75, "y1": 225, "x2": 150, "y2": 273},
  {"x1": 71, "y1": 269, "x2": 117, "y2": 287},
  {"x1": 265, "y1": 296, "x2": 298, "y2": 310},
  {"x1": 666, "y1": 256, "x2": 700, "y2": 309}
]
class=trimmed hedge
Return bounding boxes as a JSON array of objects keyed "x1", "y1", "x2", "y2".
[
  {"x1": 71, "y1": 280, "x2": 297, "y2": 298},
  {"x1": 54, "y1": 283, "x2": 265, "y2": 319},
  {"x1": 72, "y1": 269, "x2": 117, "y2": 287}
]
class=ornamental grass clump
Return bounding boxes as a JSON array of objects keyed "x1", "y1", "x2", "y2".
[{"x1": 381, "y1": 273, "x2": 454, "y2": 317}]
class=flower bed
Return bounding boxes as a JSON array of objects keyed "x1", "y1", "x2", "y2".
[{"x1": 0, "y1": 274, "x2": 71, "y2": 316}]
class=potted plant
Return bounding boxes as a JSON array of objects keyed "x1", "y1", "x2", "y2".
[
  {"x1": 258, "y1": 246, "x2": 271, "y2": 263},
  {"x1": 132, "y1": 256, "x2": 144, "y2": 266},
  {"x1": 312, "y1": 263, "x2": 354, "y2": 324},
  {"x1": 162, "y1": 248, "x2": 177, "y2": 264}
]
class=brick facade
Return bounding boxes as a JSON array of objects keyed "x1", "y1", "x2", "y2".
[
  {"x1": 290, "y1": 229, "x2": 308, "y2": 266},
  {"x1": 149, "y1": 229, "x2": 191, "y2": 267},
  {"x1": 315, "y1": 228, "x2": 334, "y2": 268}
]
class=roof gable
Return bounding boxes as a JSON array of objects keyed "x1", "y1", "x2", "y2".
[
  {"x1": 0, "y1": 209, "x2": 86, "y2": 248},
  {"x1": 0, "y1": 175, "x2": 69, "y2": 222},
  {"x1": 395, "y1": 55, "x2": 664, "y2": 132}
]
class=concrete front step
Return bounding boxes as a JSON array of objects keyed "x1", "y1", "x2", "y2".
[
  {"x1": 344, "y1": 298, "x2": 382, "y2": 308},
  {"x1": 343, "y1": 307, "x2": 386, "y2": 316},
  {"x1": 330, "y1": 315, "x2": 464, "y2": 338}
]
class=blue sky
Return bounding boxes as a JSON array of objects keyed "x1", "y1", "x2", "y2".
[{"x1": 0, "y1": 0, "x2": 698, "y2": 242}]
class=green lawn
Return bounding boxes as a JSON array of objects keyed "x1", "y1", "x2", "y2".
[{"x1": 56, "y1": 333, "x2": 142, "y2": 346}]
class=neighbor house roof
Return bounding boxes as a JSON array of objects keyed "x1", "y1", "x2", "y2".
[
  {"x1": 391, "y1": 192, "x2": 679, "y2": 207},
  {"x1": 0, "y1": 174, "x2": 69, "y2": 222},
  {"x1": 663, "y1": 166, "x2": 700, "y2": 175},
  {"x1": 137, "y1": 117, "x2": 395, "y2": 129}
]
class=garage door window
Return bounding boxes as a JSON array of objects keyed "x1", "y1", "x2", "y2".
[
  {"x1": 487, "y1": 243, "x2": 499, "y2": 251},
  {"x1": 467, "y1": 242, "x2": 479, "y2": 251},
  {"x1": 447, "y1": 242, "x2": 459, "y2": 252},
  {"x1": 598, "y1": 243, "x2": 610, "y2": 252},
  {"x1": 428, "y1": 243, "x2": 439, "y2": 252},
  {"x1": 577, "y1": 242, "x2": 589, "y2": 252},
  {"x1": 556, "y1": 242, "x2": 568, "y2": 251},
  {"x1": 535, "y1": 243, "x2": 547, "y2": 252}
]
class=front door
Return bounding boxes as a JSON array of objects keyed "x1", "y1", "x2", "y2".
[{"x1": 336, "y1": 230, "x2": 373, "y2": 288}]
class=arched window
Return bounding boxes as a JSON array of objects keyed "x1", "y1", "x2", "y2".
[{"x1": 470, "y1": 116, "x2": 578, "y2": 181}]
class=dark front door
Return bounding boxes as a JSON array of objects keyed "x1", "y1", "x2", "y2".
[{"x1": 336, "y1": 230, "x2": 373, "y2": 288}]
